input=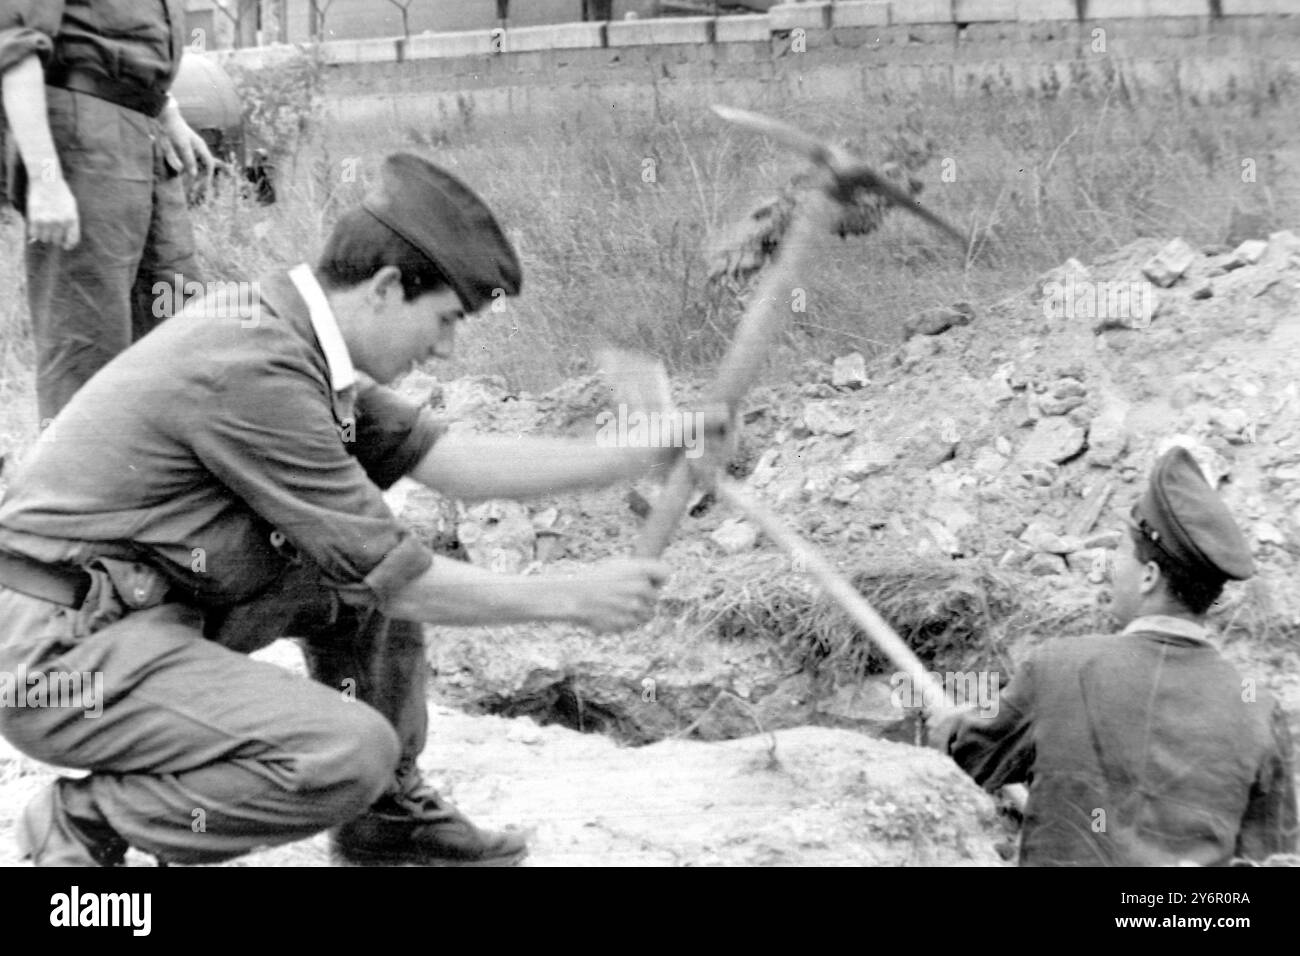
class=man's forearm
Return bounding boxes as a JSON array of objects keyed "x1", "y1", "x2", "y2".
[
  {"x1": 409, "y1": 433, "x2": 671, "y2": 502},
  {"x1": 2, "y1": 54, "x2": 59, "y2": 175},
  {"x1": 383, "y1": 554, "x2": 573, "y2": 625}
]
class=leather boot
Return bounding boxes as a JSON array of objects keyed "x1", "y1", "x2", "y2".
[
  {"x1": 331, "y1": 772, "x2": 528, "y2": 867},
  {"x1": 18, "y1": 779, "x2": 128, "y2": 867}
]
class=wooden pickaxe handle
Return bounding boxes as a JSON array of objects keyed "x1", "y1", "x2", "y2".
[
  {"x1": 715, "y1": 477, "x2": 1030, "y2": 814},
  {"x1": 634, "y1": 192, "x2": 835, "y2": 559}
]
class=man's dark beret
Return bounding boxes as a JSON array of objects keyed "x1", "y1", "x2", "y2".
[
  {"x1": 361, "y1": 153, "x2": 521, "y2": 313},
  {"x1": 1131, "y1": 446, "x2": 1254, "y2": 581}
]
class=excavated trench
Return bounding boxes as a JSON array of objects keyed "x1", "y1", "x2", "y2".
[{"x1": 431, "y1": 559, "x2": 1031, "y2": 748}]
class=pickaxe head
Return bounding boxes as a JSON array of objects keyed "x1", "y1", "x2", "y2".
[{"x1": 711, "y1": 105, "x2": 966, "y2": 246}]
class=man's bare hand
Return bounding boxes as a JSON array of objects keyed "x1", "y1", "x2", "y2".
[
  {"x1": 159, "y1": 99, "x2": 215, "y2": 195},
  {"x1": 561, "y1": 557, "x2": 671, "y2": 633},
  {"x1": 26, "y1": 174, "x2": 79, "y2": 250},
  {"x1": 925, "y1": 703, "x2": 973, "y2": 753}
]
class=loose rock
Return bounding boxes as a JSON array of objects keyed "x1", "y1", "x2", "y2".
[
  {"x1": 831, "y1": 352, "x2": 870, "y2": 389},
  {"x1": 710, "y1": 519, "x2": 759, "y2": 555},
  {"x1": 903, "y1": 302, "x2": 975, "y2": 339},
  {"x1": 1017, "y1": 418, "x2": 1087, "y2": 465},
  {"x1": 1141, "y1": 238, "x2": 1196, "y2": 288},
  {"x1": 802, "y1": 402, "x2": 856, "y2": 437}
]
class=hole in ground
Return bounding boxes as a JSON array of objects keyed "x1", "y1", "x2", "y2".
[{"x1": 482, "y1": 677, "x2": 650, "y2": 744}]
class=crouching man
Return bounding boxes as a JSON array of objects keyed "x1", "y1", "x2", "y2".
[
  {"x1": 0, "y1": 154, "x2": 680, "y2": 867},
  {"x1": 932, "y1": 447, "x2": 1297, "y2": 866}
]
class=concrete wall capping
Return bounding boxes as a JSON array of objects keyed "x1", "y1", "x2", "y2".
[
  {"x1": 319, "y1": 37, "x2": 401, "y2": 65},
  {"x1": 406, "y1": 30, "x2": 496, "y2": 60},
  {"x1": 953, "y1": 0, "x2": 1019, "y2": 22},
  {"x1": 1086, "y1": 0, "x2": 1215, "y2": 17},
  {"x1": 220, "y1": 6, "x2": 1300, "y2": 69},
  {"x1": 607, "y1": 15, "x2": 715, "y2": 47},
  {"x1": 1015, "y1": 0, "x2": 1083, "y2": 20},
  {"x1": 503, "y1": 22, "x2": 606, "y2": 53},
  {"x1": 770, "y1": 2, "x2": 834, "y2": 31},
  {"x1": 892, "y1": 0, "x2": 955, "y2": 24},
  {"x1": 714, "y1": 13, "x2": 773, "y2": 43},
  {"x1": 1222, "y1": 0, "x2": 1298, "y2": 14},
  {"x1": 832, "y1": 1, "x2": 892, "y2": 28}
]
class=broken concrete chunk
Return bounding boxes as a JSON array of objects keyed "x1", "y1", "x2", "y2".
[
  {"x1": 1019, "y1": 521, "x2": 1084, "y2": 555},
  {"x1": 802, "y1": 402, "x2": 856, "y2": 437},
  {"x1": 1038, "y1": 393, "x2": 1087, "y2": 417},
  {"x1": 710, "y1": 518, "x2": 759, "y2": 555},
  {"x1": 831, "y1": 480, "x2": 861, "y2": 504},
  {"x1": 1086, "y1": 409, "x2": 1130, "y2": 468},
  {"x1": 921, "y1": 519, "x2": 962, "y2": 557},
  {"x1": 972, "y1": 445, "x2": 1006, "y2": 475},
  {"x1": 840, "y1": 441, "x2": 896, "y2": 480},
  {"x1": 831, "y1": 352, "x2": 870, "y2": 389},
  {"x1": 1141, "y1": 238, "x2": 1196, "y2": 288},
  {"x1": 1025, "y1": 552, "x2": 1068, "y2": 576},
  {"x1": 1226, "y1": 239, "x2": 1268, "y2": 270},
  {"x1": 1017, "y1": 417, "x2": 1086, "y2": 465}
]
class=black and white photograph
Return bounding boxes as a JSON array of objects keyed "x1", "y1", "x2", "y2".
[{"x1": 0, "y1": 0, "x2": 1295, "y2": 924}]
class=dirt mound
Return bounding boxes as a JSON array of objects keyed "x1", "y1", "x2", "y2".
[{"x1": 0, "y1": 702, "x2": 1009, "y2": 867}]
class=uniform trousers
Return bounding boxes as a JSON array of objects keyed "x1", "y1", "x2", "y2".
[{"x1": 0, "y1": 560, "x2": 428, "y2": 864}]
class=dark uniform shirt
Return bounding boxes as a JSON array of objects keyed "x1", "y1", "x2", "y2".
[
  {"x1": 947, "y1": 616, "x2": 1298, "y2": 866},
  {"x1": 0, "y1": 268, "x2": 443, "y2": 610},
  {"x1": 0, "y1": 1, "x2": 182, "y2": 91}
]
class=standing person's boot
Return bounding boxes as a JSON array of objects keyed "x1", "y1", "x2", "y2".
[
  {"x1": 17, "y1": 779, "x2": 128, "y2": 867},
  {"x1": 330, "y1": 760, "x2": 528, "y2": 867}
]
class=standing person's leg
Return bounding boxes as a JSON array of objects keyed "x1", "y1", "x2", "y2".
[
  {"x1": 0, "y1": 587, "x2": 400, "y2": 865},
  {"x1": 25, "y1": 92, "x2": 153, "y2": 422},
  {"x1": 131, "y1": 135, "x2": 202, "y2": 340}
]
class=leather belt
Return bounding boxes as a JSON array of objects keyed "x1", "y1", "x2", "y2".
[
  {"x1": 45, "y1": 66, "x2": 167, "y2": 119},
  {"x1": 0, "y1": 550, "x2": 91, "y2": 609}
]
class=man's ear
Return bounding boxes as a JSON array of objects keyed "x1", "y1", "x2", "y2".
[
  {"x1": 1138, "y1": 559, "x2": 1163, "y2": 597},
  {"x1": 366, "y1": 265, "x2": 404, "y2": 303}
]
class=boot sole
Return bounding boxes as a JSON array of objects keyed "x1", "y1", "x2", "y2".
[{"x1": 330, "y1": 845, "x2": 528, "y2": 867}]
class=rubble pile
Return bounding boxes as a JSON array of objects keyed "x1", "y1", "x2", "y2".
[{"x1": 395, "y1": 229, "x2": 1300, "y2": 744}]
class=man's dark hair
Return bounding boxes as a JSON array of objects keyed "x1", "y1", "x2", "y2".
[
  {"x1": 1129, "y1": 527, "x2": 1226, "y2": 616},
  {"x1": 316, "y1": 208, "x2": 451, "y2": 301}
]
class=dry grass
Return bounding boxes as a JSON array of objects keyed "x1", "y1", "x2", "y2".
[
  {"x1": 2, "y1": 71, "x2": 1298, "y2": 450},
  {"x1": 182, "y1": 72, "x2": 1300, "y2": 392},
  {"x1": 683, "y1": 554, "x2": 1063, "y2": 680}
]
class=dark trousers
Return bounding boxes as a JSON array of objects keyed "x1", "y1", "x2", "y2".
[
  {"x1": 0, "y1": 562, "x2": 426, "y2": 864},
  {"x1": 25, "y1": 89, "x2": 200, "y2": 423}
]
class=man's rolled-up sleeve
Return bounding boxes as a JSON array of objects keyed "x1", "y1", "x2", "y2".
[
  {"x1": 349, "y1": 376, "x2": 448, "y2": 490},
  {"x1": 186, "y1": 353, "x2": 433, "y2": 609},
  {"x1": 0, "y1": 2, "x2": 62, "y2": 75}
]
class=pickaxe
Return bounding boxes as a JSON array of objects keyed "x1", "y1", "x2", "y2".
[{"x1": 632, "y1": 105, "x2": 1028, "y2": 815}]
